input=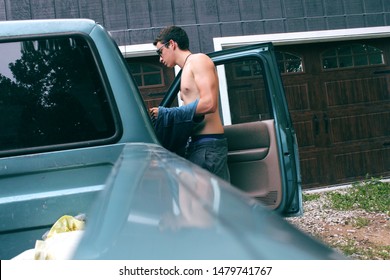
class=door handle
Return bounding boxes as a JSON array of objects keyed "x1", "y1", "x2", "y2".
[
  {"x1": 313, "y1": 115, "x2": 319, "y2": 135},
  {"x1": 323, "y1": 113, "x2": 329, "y2": 134}
]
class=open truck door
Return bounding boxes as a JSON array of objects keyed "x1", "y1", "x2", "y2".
[{"x1": 160, "y1": 43, "x2": 302, "y2": 217}]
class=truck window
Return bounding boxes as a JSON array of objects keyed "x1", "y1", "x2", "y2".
[
  {"x1": 224, "y1": 59, "x2": 272, "y2": 124},
  {"x1": 0, "y1": 36, "x2": 116, "y2": 154}
]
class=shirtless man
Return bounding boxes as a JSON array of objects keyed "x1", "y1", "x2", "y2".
[{"x1": 151, "y1": 26, "x2": 229, "y2": 181}]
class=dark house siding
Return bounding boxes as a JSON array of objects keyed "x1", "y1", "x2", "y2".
[
  {"x1": 30, "y1": 2, "x2": 55, "y2": 19},
  {"x1": 79, "y1": 0, "x2": 104, "y2": 24},
  {"x1": 0, "y1": 1, "x2": 6, "y2": 21},
  {"x1": 127, "y1": 0, "x2": 151, "y2": 28},
  {"x1": 1, "y1": 0, "x2": 389, "y2": 53}
]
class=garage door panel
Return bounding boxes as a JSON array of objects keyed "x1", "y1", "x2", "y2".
[
  {"x1": 334, "y1": 147, "x2": 390, "y2": 181},
  {"x1": 284, "y1": 83, "x2": 310, "y2": 111},
  {"x1": 299, "y1": 156, "x2": 322, "y2": 187},
  {"x1": 325, "y1": 76, "x2": 389, "y2": 107},
  {"x1": 231, "y1": 88, "x2": 269, "y2": 122},
  {"x1": 330, "y1": 111, "x2": 390, "y2": 143},
  {"x1": 293, "y1": 120, "x2": 316, "y2": 148}
]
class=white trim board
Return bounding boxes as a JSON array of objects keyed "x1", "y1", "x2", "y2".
[
  {"x1": 119, "y1": 43, "x2": 156, "y2": 58},
  {"x1": 213, "y1": 26, "x2": 390, "y2": 50}
]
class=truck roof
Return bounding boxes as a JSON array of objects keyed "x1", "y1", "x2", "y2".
[{"x1": 0, "y1": 19, "x2": 97, "y2": 38}]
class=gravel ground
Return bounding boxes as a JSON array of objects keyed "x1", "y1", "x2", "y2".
[{"x1": 286, "y1": 188, "x2": 390, "y2": 260}]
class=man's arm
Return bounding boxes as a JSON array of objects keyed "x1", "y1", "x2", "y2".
[{"x1": 191, "y1": 54, "x2": 219, "y2": 115}]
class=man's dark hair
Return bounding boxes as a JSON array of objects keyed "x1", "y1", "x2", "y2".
[{"x1": 153, "y1": 26, "x2": 189, "y2": 50}]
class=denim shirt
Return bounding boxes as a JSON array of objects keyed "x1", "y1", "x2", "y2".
[{"x1": 153, "y1": 99, "x2": 204, "y2": 156}]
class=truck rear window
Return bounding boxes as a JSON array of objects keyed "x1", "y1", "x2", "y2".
[{"x1": 0, "y1": 36, "x2": 116, "y2": 154}]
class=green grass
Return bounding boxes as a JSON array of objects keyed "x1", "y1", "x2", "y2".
[
  {"x1": 303, "y1": 193, "x2": 321, "y2": 202},
  {"x1": 326, "y1": 177, "x2": 390, "y2": 214},
  {"x1": 336, "y1": 242, "x2": 390, "y2": 260},
  {"x1": 352, "y1": 216, "x2": 370, "y2": 228}
]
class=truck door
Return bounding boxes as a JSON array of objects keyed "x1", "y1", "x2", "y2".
[{"x1": 161, "y1": 43, "x2": 302, "y2": 216}]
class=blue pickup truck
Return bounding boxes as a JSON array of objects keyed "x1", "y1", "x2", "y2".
[{"x1": 0, "y1": 19, "x2": 344, "y2": 260}]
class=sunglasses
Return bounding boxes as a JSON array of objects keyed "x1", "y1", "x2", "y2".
[{"x1": 156, "y1": 42, "x2": 170, "y2": 56}]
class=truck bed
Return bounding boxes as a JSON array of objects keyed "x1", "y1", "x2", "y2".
[{"x1": 0, "y1": 144, "x2": 125, "y2": 259}]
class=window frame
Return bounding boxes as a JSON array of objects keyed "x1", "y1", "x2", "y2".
[
  {"x1": 321, "y1": 43, "x2": 385, "y2": 71},
  {"x1": 275, "y1": 51, "x2": 304, "y2": 75},
  {"x1": 128, "y1": 62, "x2": 165, "y2": 89},
  {"x1": 0, "y1": 33, "x2": 122, "y2": 157}
]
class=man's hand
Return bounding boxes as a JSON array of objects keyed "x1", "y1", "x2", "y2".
[{"x1": 149, "y1": 107, "x2": 159, "y2": 119}]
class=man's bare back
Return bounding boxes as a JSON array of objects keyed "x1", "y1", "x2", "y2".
[{"x1": 180, "y1": 53, "x2": 224, "y2": 136}]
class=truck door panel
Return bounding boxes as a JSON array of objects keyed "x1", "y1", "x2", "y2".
[{"x1": 225, "y1": 120, "x2": 282, "y2": 209}]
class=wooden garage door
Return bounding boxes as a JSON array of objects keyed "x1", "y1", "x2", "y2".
[
  {"x1": 126, "y1": 56, "x2": 177, "y2": 108},
  {"x1": 277, "y1": 38, "x2": 390, "y2": 188}
]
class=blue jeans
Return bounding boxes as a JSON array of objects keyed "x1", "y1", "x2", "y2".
[{"x1": 185, "y1": 136, "x2": 230, "y2": 182}]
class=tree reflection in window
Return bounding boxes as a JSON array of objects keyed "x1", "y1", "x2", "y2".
[
  {"x1": 0, "y1": 37, "x2": 115, "y2": 150},
  {"x1": 275, "y1": 52, "x2": 303, "y2": 74},
  {"x1": 322, "y1": 44, "x2": 384, "y2": 69},
  {"x1": 128, "y1": 63, "x2": 164, "y2": 88}
]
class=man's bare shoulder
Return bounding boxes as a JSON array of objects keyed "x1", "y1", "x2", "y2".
[
  {"x1": 189, "y1": 53, "x2": 215, "y2": 70},
  {"x1": 191, "y1": 53, "x2": 212, "y2": 62}
]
